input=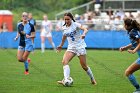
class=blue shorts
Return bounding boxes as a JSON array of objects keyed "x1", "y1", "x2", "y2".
[
  {"x1": 25, "y1": 44, "x2": 34, "y2": 52},
  {"x1": 135, "y1": 58, "x2": 140, "y2": 65},
  {"x1": 18, "y1": 46, "x2": 25, "y2": 51}
]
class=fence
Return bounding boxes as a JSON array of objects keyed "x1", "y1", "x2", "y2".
[{"x1": 0, "y1": 30, "x2": 130, "y2": 49}]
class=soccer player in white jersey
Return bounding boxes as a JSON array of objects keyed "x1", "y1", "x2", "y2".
[
  {"x1": 57, "y1": 12, "x2": 97, "y2": 85},
  {"x1": 40, "y1": 14, "x2": 56, "y2": 53}
]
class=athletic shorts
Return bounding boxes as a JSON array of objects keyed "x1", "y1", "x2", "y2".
[
  {"x1": 25, "y1": 44, "x2": 34, "y2": 52},
  {"x1": 40, "y1": 29, "x2": 52, "y2": 37},
  {"x1": 18, "y1": 46, "x2": 25, "y2": 51},
  {"x1": 135, "y1": 58, "x2": 140, "y2": 65},
  {"x1": 67, "y1": 48, "x2": 86, "y2": 56}
]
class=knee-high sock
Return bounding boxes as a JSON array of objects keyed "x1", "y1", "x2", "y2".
[
  {"x1": 41, "y1": 43, "x2": 45, "y2": 52},
  {"x1": 128, "y1": 74, "x2": 140, "y2": 89},
  {"x1": 63, "y1": 65, "x2": 70, "y2": 79},
  {"x1": 86, "y1": 67, "x2": 94, "y2": 80},
  {"x1": 24, "y1": 60, "x2": 29, "y2": 71},
  {"x1": 51, "y1": 42, "x2": 55, "y2": 49}
]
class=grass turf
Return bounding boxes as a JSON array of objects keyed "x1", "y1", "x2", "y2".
[{"x1": 0, "y1": 49, "x2": 139, "y2": 93}]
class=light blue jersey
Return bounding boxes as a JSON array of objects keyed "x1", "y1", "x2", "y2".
[
  {"x1": 128, "y1": 28, "x2": 140, "y2": 64},
  {"x1": 29, "y1": 19, "x2": 36, "y2": 26},
  {"x1": 24, "y1": 22, "x2": 35, "y2": 52}
]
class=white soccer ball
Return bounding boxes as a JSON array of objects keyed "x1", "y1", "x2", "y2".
[{"x1": 63, "y1": 77, "x2": 73, "y2": 87}]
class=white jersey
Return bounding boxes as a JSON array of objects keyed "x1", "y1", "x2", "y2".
[
  {"x1": 41, "y1": 20, "x2": 52, "y2": 32},
  {"x1": 62, "y1": 22, "x2": 86, "y2": 49}
]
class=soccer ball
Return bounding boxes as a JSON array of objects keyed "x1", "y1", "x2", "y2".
[{"x1": 63, "y1": 77, "x2": 73, "y2": 87}]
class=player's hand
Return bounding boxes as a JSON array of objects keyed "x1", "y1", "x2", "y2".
[
  {"x1": 56, "y1": 45, "x2": 62, "y2": 53},
  {"x1": 21, "y1": 31, "x2": 25, "y2": 35},
  {"x1": 127, "y1": 49, "x2": 135, "y2": 54},
  {"x1": 14, "y1": 37, "x2": 18, "y2": 41},
  {"x1": 26, "y1": 34, "x2": 30, "y2": 38},
  {"x1": 81, "y1": 34, "x2": 85, "y2": 39},
  {"x1": 119, "y1": 47, "x2": 126, "y2": 52}
]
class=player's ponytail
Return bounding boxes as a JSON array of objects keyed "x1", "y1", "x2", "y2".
[
  {"x1": 131, "y1": 19, "x2": 140, "y2": 31},
  {"x1": 124, "y1": 18, "x2": 140, "y2": 32}
]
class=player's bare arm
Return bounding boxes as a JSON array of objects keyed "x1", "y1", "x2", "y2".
[
  {"x1": 128, "y1": 39, "x2": 140, "y2": 54},
  {"x1": 57, "y1": 35, "x2": 67, "y2": 52},
  {"x1": 119, "y1": 44, "x2": 132, "y2": 52},
  {"x1": 79, "y1": 25, "x2": 88, "y2": 39}
]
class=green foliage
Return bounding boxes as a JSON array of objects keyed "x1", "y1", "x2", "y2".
[{"x1": 0, "y1": 0, "x2": 91, "y2": 30}]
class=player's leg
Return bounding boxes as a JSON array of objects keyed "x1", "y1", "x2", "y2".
[
  {"x1": 22, "y1": 51, "x2": 31, "y2": 75},
  {"x1": 58, "y1": 51, "x2": 75, "y2": 84},
  {"x1": 125, "y1": 59, "x2": 140, "y2": 92},
  {"x1": 47, "y1": 36, "x2": 56, "y2": 50},
  {"x1": 17, "y1": 46, "x2": 24, "y2": 62},
  {"x1": 41, "y1": 36, "x2": 46, "y2": 53},
  {"x1": 78, "y1": 55, "x2": 97, "y2": 85}
]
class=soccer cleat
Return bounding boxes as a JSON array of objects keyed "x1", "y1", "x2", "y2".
[
  {"x1": 91, "y1": 79, "x2": 97, "y2": 85},
  {"x1": 24, "y1": 71, "x2": 29, "y2": 75},
  {"x1": 57, "y1": 80, "x2": 64, "y2": 85},
  {"x1": 27, "y1": 58, "x2": 31, "y2": 63}
]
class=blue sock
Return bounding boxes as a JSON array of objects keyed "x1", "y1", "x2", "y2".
[
  {"x1": 24, "y1": 60, "x2": 29, "y2": 72},
  {"x1": 128, "y1": 74, "x2": 140, "y2": 89}
]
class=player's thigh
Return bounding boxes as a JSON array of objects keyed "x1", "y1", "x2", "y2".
[
  {"x1": 62, "y1": 51, "x2": 75, "y2": 65},
  {"x1": 40, "y1": 36, "x2": 46, "y2": 43},
  {"x1": 22, "y1": 51, "x2": 30, "y2": 61},
  {"x1": 126, "y1": 62, "x2": 140, "y2": 75},
  {"x1": 17, "y1": 46, "x2": 24, "y2": 59},
  {"x1": 47, "y1": 37, "x2": 53, "y2": 43}
]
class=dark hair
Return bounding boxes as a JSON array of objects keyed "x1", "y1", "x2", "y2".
[
  {"x1": 124, "y1": 18, "x2": 140, "y2": 32},
  {"x1": 63, "y1": 12, "x2": 75, "y2": 26}
]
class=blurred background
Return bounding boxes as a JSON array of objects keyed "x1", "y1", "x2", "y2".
[
  {"x1": 0, "y1": 0, "x2": 140, "y2": 31},
  {"x1": 0, "y1": 0, "x2": 140, "y2": 49}
]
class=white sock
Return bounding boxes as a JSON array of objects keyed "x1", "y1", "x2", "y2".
[
  {"x1": 51, "y1": 42, "x2": 56, "y2": 49},
  {"x1": 41, "y1": 43, "x2": 45, "y2": 53},
  {"x1": 63, "y1": 65, "x2": 70, "y2": 79},
  {"x1": 86, "y1": 67, "x2": 94, "y2": 80}
]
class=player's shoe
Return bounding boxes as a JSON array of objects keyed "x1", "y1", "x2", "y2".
[
  {"x1": 27, "y1": 58, "x2": 31, "y2": 63},
  {"x1": 57, "y1": 80, "x2": 64, "y2": 85},
  {"x1": 91, "y1": 79, "x2": 97, "y2": 85},
  {"x1": 24, "y1": 71, "x2": 29, "y2": 75},
  {"x1": 133, "y1": 88, "x2": 140, "y2": 93}
]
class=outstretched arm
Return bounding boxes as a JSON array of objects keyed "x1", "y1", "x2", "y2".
[
  {"x1": 128, "y1": 39, "x2": 140, "y2": 54},
  {"x1": 119, "y1": 44, "x2": 132, "y2": 52},
  {"x1": 79, "y1": 25, "x2": 88, "y2": 39},
  {"x1": 14, "y1": 32, "x2": 20, "y2": 41},
  {"x1": 57, "y1": 35, "x2": 67, "y2": 52}
]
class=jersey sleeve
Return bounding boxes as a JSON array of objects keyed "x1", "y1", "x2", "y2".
[
  {"x1": 75, "y1": 22, "x2": 82, "y2": 28},
  {"x1": 17, "y1": 23, "x2": 23, "y2": 34},
  {"x1": 130, "y1": 30, "x2": 140, "y2": 40}
]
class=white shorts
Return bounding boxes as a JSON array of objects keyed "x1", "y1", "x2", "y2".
[
  {"x1": 40, "y1": 29, "x2": 52, "y2": 37},
  {"x1": 67, "y1": 48, "x2": 86, "y2": 56}
]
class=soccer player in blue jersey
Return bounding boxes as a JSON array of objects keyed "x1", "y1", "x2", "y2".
[
  {"x1": 15, "y1": 12, "x2": 35, "y2": 75},
  {"x1": 28, "y1": 13, "x2": 36, "y2": 29},
  {"x1": 28, "y1": 13, "x2": 36, "y2": 52},
  {"x1": 120, "y1": 18, "x2": 140, "y2": 93}
]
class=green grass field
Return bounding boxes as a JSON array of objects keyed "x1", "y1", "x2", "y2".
[{"x1": 0, "y1": 49, "x2": 139, "y2": 93}]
